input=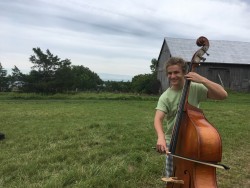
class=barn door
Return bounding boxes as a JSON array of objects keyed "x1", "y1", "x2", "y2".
[{"x1": 208, "y1": 68, "x2": 230, "y2": 89}]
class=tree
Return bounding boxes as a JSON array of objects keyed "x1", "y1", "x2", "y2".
[
  {"x1": 54, "y1": 63, "x2": 74, "y2": 92},
  {"x1": 131, "y1": 74, "x2": 151, "y2": 93},
  {"x1": 30, "y1": 48, "x2": 61, "y2": 81},
  {"x1": 130, "y1": 58, "x2": 160, "y2": 94},
  {"x1": 6, "y1": 65, "x2": 26, "y2": 92},
  {"x1": 149, "y1": 58, "x2": 161, "y2": 94},
  {"x1": 11, "y1": 65, "x2": 23, "y2": 81},
  {"x1": 23, "y1": 69, "x2": 50, "y2": 92},
  {"x1": 103, "y1": 81, "x2": 131, "y2": 92},
  {"x1": 0, "y1": 62, "x2": 8, "y2": 91},
  {"x1": 71, "y1": 65, "x2": 103, "y2": 91},
  {"x1": 29, "y1": 48, "x2": 72, "y2": 93},
  {"x1": 150, "y1": 58, "x2": 158, "y2": 75}
]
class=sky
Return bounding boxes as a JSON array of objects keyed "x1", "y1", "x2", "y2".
[{"x1": 1, "y1": 0, "x2": 250, "y2": 80}]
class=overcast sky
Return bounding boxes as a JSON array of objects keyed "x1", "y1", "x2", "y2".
[{"x1": 1, "y1": 0, "x2": 250, "y2": 79}]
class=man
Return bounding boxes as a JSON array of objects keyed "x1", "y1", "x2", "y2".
[{"x1": 154, "y1": 57, "x2": 227, "y2": 177}]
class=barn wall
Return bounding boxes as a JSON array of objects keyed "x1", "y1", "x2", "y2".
[
  {"x1": 157, "y1": 40, "x2": 171, "y2": 92},
  {"x1": 195, "y1": 63, "x2": 250, "y2": 92}
]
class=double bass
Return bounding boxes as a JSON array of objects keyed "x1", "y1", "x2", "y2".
[{"x1": 163, "y1": 36, "x2": 229, "y2": 188}]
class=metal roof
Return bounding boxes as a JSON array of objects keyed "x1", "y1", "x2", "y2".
[{"x1": 164, "y1": 37, "x2": 250, "y2": 65}]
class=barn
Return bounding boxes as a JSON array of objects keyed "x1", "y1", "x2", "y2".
[{"x1": 156, "y1": 37, "x2": 250, "y2": 93}]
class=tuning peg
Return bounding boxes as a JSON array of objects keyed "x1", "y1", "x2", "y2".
[{"x1": 200, "y1": 57, "x2": 206, "y2": 62}]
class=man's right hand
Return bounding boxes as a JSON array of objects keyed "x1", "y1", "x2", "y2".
[{"x1": 156, "y1": 138, "x2": 168, "y2": 154}]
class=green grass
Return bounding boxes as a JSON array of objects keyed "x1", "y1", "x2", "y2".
[
  {"x1": 0, "y1": 92, "x2": 158, "y2": 101},
  {"x1": 0, "y1": 92, "x2": 249, "y2": 187}
]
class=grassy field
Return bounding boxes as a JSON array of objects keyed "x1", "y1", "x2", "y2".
[{"x1": 0, "y1": 92, "x2": 249, "y2": 188}]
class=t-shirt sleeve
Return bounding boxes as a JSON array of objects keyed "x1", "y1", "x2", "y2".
[
  {"x1": 196, "y1": 83, "x2": 208, "y2": 102},
  {"x1": 155, "y1": 94, "x2": 168, "y2": 113},
  {"x1": 188, "y1": 82, "x2": 208, "y2": 106}
]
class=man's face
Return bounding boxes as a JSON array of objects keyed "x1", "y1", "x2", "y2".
[{"x1": 167, "y1": 65, "x2": 185, "y2": 89}]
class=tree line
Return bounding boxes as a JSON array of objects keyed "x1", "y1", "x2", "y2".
[{"x1": 0, "y1": 48, "x2": 160, "y2": 94}]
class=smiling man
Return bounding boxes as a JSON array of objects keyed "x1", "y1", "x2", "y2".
[{"x1": 153, "y1": 57, "x2": 227, "y2": 178}]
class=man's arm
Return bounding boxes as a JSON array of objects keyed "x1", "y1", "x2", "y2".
[
  {"x1": 154, "y1": 110, "x2": 168, "y2": 153},
  {"x1": 185, "y1": 72, "x2": 228, "y2": 100}
]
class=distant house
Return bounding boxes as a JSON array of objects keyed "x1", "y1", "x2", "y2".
[
  {"x1": 157, "y1": 37, "x2": 250, "y2": 93},
  {"x1": 9, "y1": 81, "x2": 26, "y2": 92}
]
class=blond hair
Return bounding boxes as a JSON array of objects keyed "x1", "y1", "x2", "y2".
[{"x1": 165, "y1": 57, "x2": 187, "y2": 74}]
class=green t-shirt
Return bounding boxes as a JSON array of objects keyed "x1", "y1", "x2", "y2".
[{"x1": 155, "y1": 82, "x2": 208, "y2": 143}]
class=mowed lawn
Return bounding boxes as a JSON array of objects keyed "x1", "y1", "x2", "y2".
[{"x1": 0, "y1": 92, "x2": 249, "y2": 188}]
